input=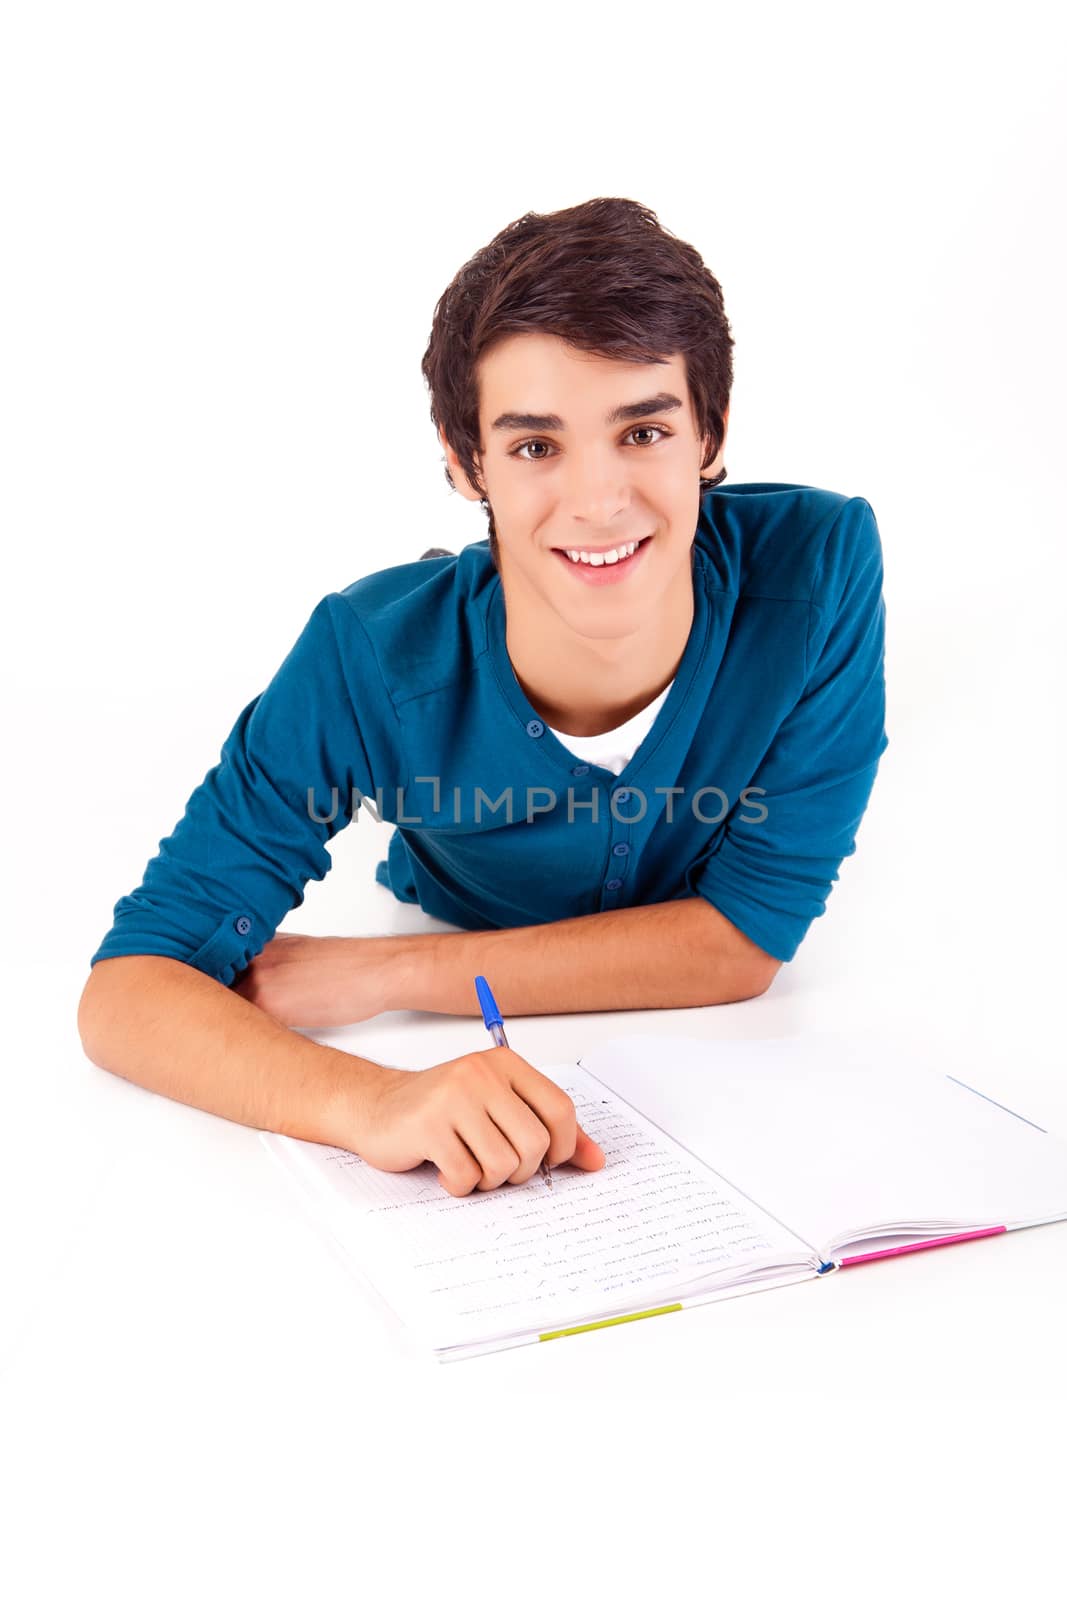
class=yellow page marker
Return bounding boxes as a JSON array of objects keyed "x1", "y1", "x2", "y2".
[{"x1": 539, "y1": 1303, "x2": 683, "y2": 1341}]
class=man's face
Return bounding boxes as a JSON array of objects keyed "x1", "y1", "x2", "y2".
[{"x1": 459, "y1": 332, "x2": 712, "y2": 643}]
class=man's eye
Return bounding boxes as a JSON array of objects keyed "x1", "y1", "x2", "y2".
[{"x1": 510, "y1": 426, "x2": 671, "y2": 462}]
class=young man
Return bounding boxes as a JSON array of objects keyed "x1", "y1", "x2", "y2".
[{"x1": 78, "y1": 197, "x2": 888, "y2": 1197}]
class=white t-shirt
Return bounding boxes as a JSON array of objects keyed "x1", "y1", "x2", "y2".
[{"x1": 544, "y1": 680, "x2": 675, "y2": 777}]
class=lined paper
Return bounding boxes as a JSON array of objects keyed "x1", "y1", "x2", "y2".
[{"x1": 263, "y1": 1069, "x2": 815, "y2": 1349}]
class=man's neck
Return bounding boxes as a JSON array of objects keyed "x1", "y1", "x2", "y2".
[{"x1": 501, "y1": 562, "x2": 696, "y2": 739}]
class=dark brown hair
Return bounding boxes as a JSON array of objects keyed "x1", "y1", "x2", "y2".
[{"x1": 421, "y1": 197, "x2": 735, "y2": 567}]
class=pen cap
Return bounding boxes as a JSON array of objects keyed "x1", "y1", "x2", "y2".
[{"x1": 474, "y1": 975, "x2": 503, "y2": 1029}]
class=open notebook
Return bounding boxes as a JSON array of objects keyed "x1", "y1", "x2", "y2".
[{"x1": 260, "y1": 1032, "x2": 1067, "y2": 1362}]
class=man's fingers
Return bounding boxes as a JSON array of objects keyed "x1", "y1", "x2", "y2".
[
  {"x1": 422, "y1": 1054, "x2": 608, "y2": 1194},
  {"x1": 492, "y1": 1068, "x2": 606, "y2": 1175},
  {"x1": 500, "y1": 1061, "x2": 585, "y2": 1166},
  {"x1": 431, "y1": 1118, "x2": 603, "y2": 1193},
  {"x1": 506, "y1": 1075, "x2": 606, "y2": 1172},
  {"x1": 453, "y1": 1110, "x2": 525, "y2": 1192},
  {"x1": 483, "y1": 1093, "x2": 554, "y2": 1186},
  {"x1": 432, "y1": 1130, "x2": 484, "y2": 1197}
]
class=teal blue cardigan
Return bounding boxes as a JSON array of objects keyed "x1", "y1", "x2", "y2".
[{"x1": 90, "y1": 483, "x2": 889, "y2": 984}]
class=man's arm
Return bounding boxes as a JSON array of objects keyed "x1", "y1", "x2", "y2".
[
  {"x1": 386, "y1": 896, "x2": 781, "y2": 1018},
  {"x1": 78, "y1": 955, "x2": 384, "y2": 1144},
  {"x1": 77, "y1": 956, "x2": 607, "y2": 1192},
  {"x1": 691, "y1": 498, "x2": 888, "y2": 964},
  {"x1": 229, "y1": 896, "x2": 781, "y2": 1029}
]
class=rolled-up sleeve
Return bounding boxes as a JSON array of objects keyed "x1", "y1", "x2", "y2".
[
  {"x1": 89, "y1": 594, "x2": 382, "y2": 986},
  {"x1": 691, "y1": 497, "x2": 889, "y2": 962}
]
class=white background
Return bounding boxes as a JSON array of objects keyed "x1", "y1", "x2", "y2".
[{"x1": 2, "y1": 3, "x2": 1065, "y2": 1595}]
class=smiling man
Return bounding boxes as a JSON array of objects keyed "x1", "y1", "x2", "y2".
[
  {"x1": 78, "y1": 197, "x2": 889, "y2": 1195},
  {"x1": 475, "y1": 346, "x2": 708, "y2": 739}
]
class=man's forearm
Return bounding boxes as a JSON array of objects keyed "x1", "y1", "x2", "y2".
[
  {"x1": 387, "y1": 897, "x2": 781, "y2": 1018},
  {"x1": 78, "y1": 955, "x2": 384, "y2": 1146}
]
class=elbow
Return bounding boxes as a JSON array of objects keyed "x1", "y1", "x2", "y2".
[
  {"x1": 693, "y1": 899, "x2": 784, "y2": 1004},
  {"x1": 78, "y1": 962, "x2": 119, "y2": 1066},
  {"x1": 77, "y1": 955, "x2": 167, "y2": 1065},
  {"x1": 730, "y1": 955, "x2": 783, "y2": 1004},
  {"x1": 78, "y1": 955, "x2": 214, "y2": 1064},
  {"x1": 77, "y1": 966, "x2": 105, "y2": 1064}
]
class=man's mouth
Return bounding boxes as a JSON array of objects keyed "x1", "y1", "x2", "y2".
[
  {"x1": 556, "y1": 537, "x2": 646, "y2": 563},
  {"x1": 549, "y1": 534, "x2": 655, "y2": 585}
]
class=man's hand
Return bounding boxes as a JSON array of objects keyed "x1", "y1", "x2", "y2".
[
  {"x1": 349, "y1": 1048, "x2": 607, "y2": 1196},
  {"x1": 232, "y1": 933, "x2": 390, "y2": 1027}
]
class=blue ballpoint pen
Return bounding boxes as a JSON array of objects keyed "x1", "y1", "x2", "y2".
[{"x1": 474, "y1": 975, "x2": 553, "y2": 1190}]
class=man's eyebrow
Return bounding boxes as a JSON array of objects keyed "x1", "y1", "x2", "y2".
[{"x1": 490, "y1": 392, "x2": 684, "y2": 432}]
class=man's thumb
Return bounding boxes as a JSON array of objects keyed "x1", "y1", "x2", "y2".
[{"x1": 570, "y1": 1123, "x2": 607, "y2": 1170}]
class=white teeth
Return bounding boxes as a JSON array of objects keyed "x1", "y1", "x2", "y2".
[{"x1": 564, "y1": 540, "x2": 640, "y2": 566}]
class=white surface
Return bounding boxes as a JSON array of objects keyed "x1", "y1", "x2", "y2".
[
  {"x1": 4, "y1": 955, "x2": 1066, "y2": 1599},
  {"x1": 4, "y1": 3, "x2": 1066, "y2": 1596}
]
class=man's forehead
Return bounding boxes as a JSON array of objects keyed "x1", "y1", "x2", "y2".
[{"x1": 476, "y1": 335, "x2": 690, "y2": 423}]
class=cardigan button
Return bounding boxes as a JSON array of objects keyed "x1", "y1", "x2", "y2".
[
  {"x1": 612, "y1": 842, "x2": 630, "y2": 857},
  {"x1": 525, "y1": 719, "x2": 544, "y2": 738},
  {"x1": 572, "y1": 764, "x2": 590, "y2": 776},
  {"x1": 234, "y1": 915, "x2": 252, "y2": 937},
  {"x1": 606, "y1": 878, "x2": 623, "y2": 891}
]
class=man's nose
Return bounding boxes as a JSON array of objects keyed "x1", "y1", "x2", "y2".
[{"x1": 562, "y1": 450, "x2": 632, "y2": 524}]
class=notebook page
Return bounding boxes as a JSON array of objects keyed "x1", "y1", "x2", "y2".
[
  {"x1": 579, "y1": 1033, "x2": 1067, "y2": 1257},
  {"x1": 262, "y1": 1066, "x2": 816, "y2": 1351}
]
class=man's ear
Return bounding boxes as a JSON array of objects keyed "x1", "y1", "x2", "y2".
[
  {"x1": 702, "y1": 402, "x2": 730, "y2": 476},
  {"x1": 438, "y1": 425, "x2": 485, "y2": 503}
]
